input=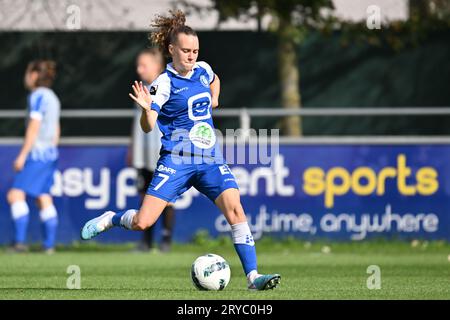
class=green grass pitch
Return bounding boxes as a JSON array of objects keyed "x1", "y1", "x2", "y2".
[{"x1": 0, "y1": 239, "x2": 449, "y2": 299}]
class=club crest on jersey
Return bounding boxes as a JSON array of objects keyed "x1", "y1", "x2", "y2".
[
  {"x1": 200, "y1": 75, "x2": 209, "y2": 88},
  {"x1": 150, "y1": 85, "x2": 158, "y2": 95}
]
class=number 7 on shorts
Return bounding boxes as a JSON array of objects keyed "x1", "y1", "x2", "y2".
[{"x1": 153, "y1": 173, "x2": 169, "y2": 191}]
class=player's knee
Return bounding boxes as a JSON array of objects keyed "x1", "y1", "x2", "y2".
[
  {"x1": 6, "y1": 190, "x2": 14, "y2": 204},
  {"x1": 7, "y1": 189, "x2": 24, "y2": 204},
  {"x1": 36, "y1": 195, "x2": 53, "y2": 210}
]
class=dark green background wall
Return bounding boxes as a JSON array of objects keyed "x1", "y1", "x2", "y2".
[{"x1": 0, "y1": 30, "x2": 449, "y2": 136}]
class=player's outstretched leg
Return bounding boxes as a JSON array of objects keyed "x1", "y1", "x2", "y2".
[
  {"x1": 80, "y1": 195, "x2": 167, "y2": 240},
  {"x1": 215, "y1": 188, "x2": 281, "y2": 290}
]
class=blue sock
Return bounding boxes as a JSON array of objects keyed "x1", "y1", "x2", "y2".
[
  {"x1": 40, "y1": 205, "x2": 58, "y2": 249},
  {"x1": 42, "y1": 217, "x2": 58, "y2": 249},
  {"x1": 234, "y1": 243, "x2": 258, "y2": 275},
  {"x1": 11, "y1": 201, "x2": 30, "y2": 244},
  {"x1": 231, "y1": 222, "x2": 258, "y2": 276},
  {"x1": 112, "y1": 209, "x2": 138, "y2": 229},
  {"x1": 14, "y1": 215, "x2": 29, "y2": 244},
  {"x1": 112, "y1": 210, "x2": 127, "y2": 227}
]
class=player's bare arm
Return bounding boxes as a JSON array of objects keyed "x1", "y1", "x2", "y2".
[
  {"x1": 210, "y1": 74, "x2": 220, "y2": 108},
  {"x1": 53, "y1": 123, "x2": 60, "y2": 146}
]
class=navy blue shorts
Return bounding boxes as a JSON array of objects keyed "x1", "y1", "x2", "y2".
[
  {"x1": 146, "y1": 153, "x2": 239, "y2": 203},
  {"x1": 12, "y1": 157, "x2": 57, "y2": 197}
]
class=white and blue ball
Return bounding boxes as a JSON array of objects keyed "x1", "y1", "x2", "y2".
[{"x1": 191, "y1": 254, "x2": 231, "y2": 291}]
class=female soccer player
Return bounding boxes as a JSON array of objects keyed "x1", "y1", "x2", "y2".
[
  {"x1": 7, "y1": 60, "x2": 60, "y2": 254},
  {"x1": 81, "y1": 10, "x2": 280, "y2": 290}
]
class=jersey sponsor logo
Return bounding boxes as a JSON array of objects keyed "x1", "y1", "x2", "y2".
[
  {"x1": 157, "y1": 164, "x2": 177, "y2": 175},
  {"x1": 174, "y1": 87, "x2": 188, "y2": 93},
  {"x1": 200, "y1": 75, "x2": 209, "y2": 88},
  {"x1": 150, "y1": 85, "x2": 158, "y2": 95},
  {"x1": 189, "y1": 122, "x2": 216, "y2": 149}
]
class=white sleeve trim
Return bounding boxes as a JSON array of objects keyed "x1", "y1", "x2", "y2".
[
  {"x1": 29, "y1": 111, "x2": 43, "y2": 120},
  {"x1": 197, "y1": 61, "x2": 215, "y2": 83},
  {"x1": 149, "y1": 73, "x2": 171, "y2": 109}
]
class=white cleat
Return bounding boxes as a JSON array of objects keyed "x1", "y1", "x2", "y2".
[{"x1": 80, "y1": 211, "x2": 115, "y2": 240}]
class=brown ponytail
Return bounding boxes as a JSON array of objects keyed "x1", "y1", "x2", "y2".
[
  {"x1": 27, "y1": 60, "x2": 57, "y2": 88},
  {"x1": 149, "y1": 10, "x2": 197, "y2": 57}
]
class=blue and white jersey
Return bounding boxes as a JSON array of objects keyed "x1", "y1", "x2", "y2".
[
  {"x1": 27, "y1": 87, "x2": 60, "y2": 161},
  {"x1": 149, "y1": 61, "x2": 219, "y2": 157}
]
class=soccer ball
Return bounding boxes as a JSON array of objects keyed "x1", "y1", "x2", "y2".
[{"x1": 191, "y1": 253, "x2": 231, "y2": 291}]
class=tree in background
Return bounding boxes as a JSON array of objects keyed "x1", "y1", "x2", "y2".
[
  {"x1": 181, "y1": 0, "x2": 334, "y2": 136},
  {"x1": 409, "y1": 0, "x2": 450, "y2": 21}
]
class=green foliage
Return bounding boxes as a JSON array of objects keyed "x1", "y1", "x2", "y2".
[
  {"x1": 329, "y1": 15, "x2": 450, "y2": 52},
  {"x1": 183, "y1": 0, "x2": 449, "y2": 50},
  {"x1": 410, "y1": 0, "x2": 450, "y2": 21},
  {"x1": 180, "y1": 0, "x2": 334, "y2": 35},
  {"x1": 210, "y1": 0, "x2": 334, "y2": 23}
]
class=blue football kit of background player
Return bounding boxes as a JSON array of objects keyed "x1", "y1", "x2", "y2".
[
  {"x1": 13, "y1": 87, "x2": 59, "y2": 196},
  {"x1": 11, "y1": 87, "x2": 60, "y2": 249},
  {"x1": 145, "y1": 61, "x2": 239, "y2": 203}
]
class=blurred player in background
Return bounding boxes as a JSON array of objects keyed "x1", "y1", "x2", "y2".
[
  {"x1": 129, "y1": 48, "x2": 175, "y2": 252},
  {"x1": 7, "y1": 60, "x2": 60, "y2": 254},
  {"x1": 81, "y1": 10, "x2": 280, "y2": 290}
]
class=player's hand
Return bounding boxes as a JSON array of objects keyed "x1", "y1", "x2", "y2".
[
  {"x1": 13, "y1": 154, "x2": 26, "y2": 172},
  {"x1": 129, "y1": 81, "x2": 152, "y2": 111}
]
